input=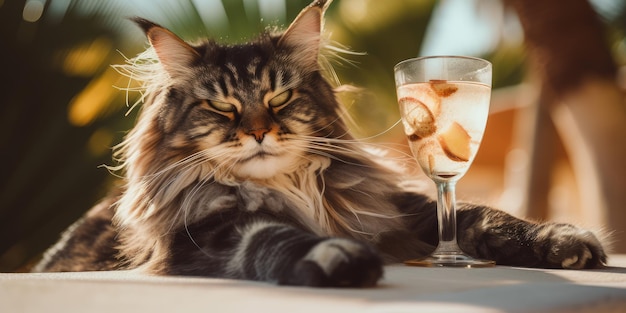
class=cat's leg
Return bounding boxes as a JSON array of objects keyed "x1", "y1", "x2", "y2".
[
  {"x1": 165, "y1": 211, "x2": 383, "y2": 287},
  {"x1": 32, "y1": 196, "x2": 122, "y2": 272},
  {"x1": 393, "y1": 192, "x2": 607, "y2": 268},
  {"x1": 456, "y1": 204, "x2": 607, "y2": 269}
]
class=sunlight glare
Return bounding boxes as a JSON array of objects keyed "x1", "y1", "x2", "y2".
[
  {"x1": 23, "y1": 0, "x2": 46, "y2": 22},
  {"x1": 258, "y1": 0, "x2": 286, "y2": 22},
  {"x1": 68, "y1": 69, "x2": 119, "y2": 126},
  {"x1": 191, "y1": 0, "x2": 229, "y2": 31},
  {"x1": 62, "y1": 37, "x2": 112, "y2": 77}
]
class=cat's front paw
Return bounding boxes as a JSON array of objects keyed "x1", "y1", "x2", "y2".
[
  {"x1": 539, "y1": 224, "x2": 607, "y2": 269},
  {"x1": 281, "y1": 238, "x2": 383, "y2": 287}
]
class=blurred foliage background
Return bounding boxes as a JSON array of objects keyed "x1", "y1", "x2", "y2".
[{"x1": 1, "y1": 0, "x2": 624, "y2": 271}]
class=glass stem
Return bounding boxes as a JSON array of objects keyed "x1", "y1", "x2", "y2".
[{"x1": 435, "y1": 179, "x2": 462, "y2": 254}]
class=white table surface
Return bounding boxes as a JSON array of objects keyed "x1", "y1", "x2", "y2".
[{"x1": 2, "y1": 255, "x2": 625, "y2": 313}]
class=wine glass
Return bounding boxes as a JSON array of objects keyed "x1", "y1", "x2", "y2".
[{"x1": 394, "y1": 56, "x2": 495, "y2": 267}]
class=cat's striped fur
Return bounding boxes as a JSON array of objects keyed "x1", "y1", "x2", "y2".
[{"x1": 34, "y1": 0, "x2": 607, "y2": 287}]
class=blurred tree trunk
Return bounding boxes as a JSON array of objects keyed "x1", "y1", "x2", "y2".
[{"x1": 506, "y1": 0, "x2": 626, "y2": 251}]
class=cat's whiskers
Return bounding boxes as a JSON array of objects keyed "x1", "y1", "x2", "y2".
[
  {"x1": 303, "y1": 114, "x2": 415, "y2": 161},
  {"x1": 146, "y1": 154, "x2": 210, "y2": 190},
  {"x1": 283, "y1": 138, "x2": 370, "y2": 168},
  {"x1": 179, "y1": 176, "x2": 217, "y2": 259},
  {"x1": 301, "y1": 115, "x2": 351, "y2": 139},
  {"x1": 288, "y1": 136, "x2": 372, "y2": 160},
  {"x1": 209, "y1": 144, "x2": 253, "y2": 183},
  {"x1": 296, "y1": 132, "x2": 416, "y2": 162},
  {"x1": 144, "y1": 150, "x2": 211, "y2": 180}
]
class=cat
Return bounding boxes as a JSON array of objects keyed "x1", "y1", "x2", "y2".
[{"x1": 33, "y1": 0, "x2": 607, "y2": 287}]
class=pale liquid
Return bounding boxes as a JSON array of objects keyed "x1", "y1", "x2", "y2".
[{"x1": 397, "y1": 81, "x2": 490, "y2": 180}]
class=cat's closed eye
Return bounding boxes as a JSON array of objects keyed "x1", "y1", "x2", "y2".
[
  {"x1": 208, "y1": 100, "x2": 236, "y2": 113},
  {"x1": 268, "y1": 90, "x2": 293, "y2": 108}
]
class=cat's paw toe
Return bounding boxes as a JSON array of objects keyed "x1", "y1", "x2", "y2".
[
  {"x1": 559, "y1": 245, "x2": 592, "y2": 269},
  {"x1": 543, "y1": 224, "x2": 607, "y2": 269},
  {"x1": 285, "y1": 238, "x2": 383, "y2": 287}
]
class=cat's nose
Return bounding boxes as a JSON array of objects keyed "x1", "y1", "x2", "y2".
[{"x1": 247, "y1": 128, "x2": 270, "y2": 143}]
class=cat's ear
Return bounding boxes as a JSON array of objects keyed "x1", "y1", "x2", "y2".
[
  {"x1": 132, "y1": 17, "x2": 200, "y2": 79},
  {"x1": 278, "y1": 0, "x2": 331, "y2": 68}
]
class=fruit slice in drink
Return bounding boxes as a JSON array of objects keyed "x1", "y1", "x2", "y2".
[
  {"x1": 438, "y1": 122, "x2": 471, "y2": 162},
  {"x1": 429, "y1": 80, "x2": 459, "y2": 98},
  {"x1": 397, "y1": 83, "x2": 441, "y2": 140},
  {"x1": 399, "y1": 97, "x2": 437, "y2": 140}
]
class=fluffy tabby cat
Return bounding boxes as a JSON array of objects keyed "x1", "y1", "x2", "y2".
[{"x1": 34, "y1": 0, "x2": 607, "y2": 287}]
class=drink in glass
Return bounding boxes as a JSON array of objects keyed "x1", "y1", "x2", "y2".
[{"x1": 395, "y1": 56, "x2": 496, "y2": 267}]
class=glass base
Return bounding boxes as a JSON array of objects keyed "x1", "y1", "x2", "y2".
[{"x1": 405, "y1": 253, "x2": 495, "y2": 268}]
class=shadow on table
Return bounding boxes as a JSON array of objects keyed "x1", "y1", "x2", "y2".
[
  {"x1": 282, "y1": 265, "x2": 626, "y2": 312},
  {"x1": 587, "y1": 265, "x2": 626, "y2": 274}
]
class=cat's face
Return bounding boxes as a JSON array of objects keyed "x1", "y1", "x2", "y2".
[{"x1": 132, "y1": 3, "x2": 343, "y2": 180}]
